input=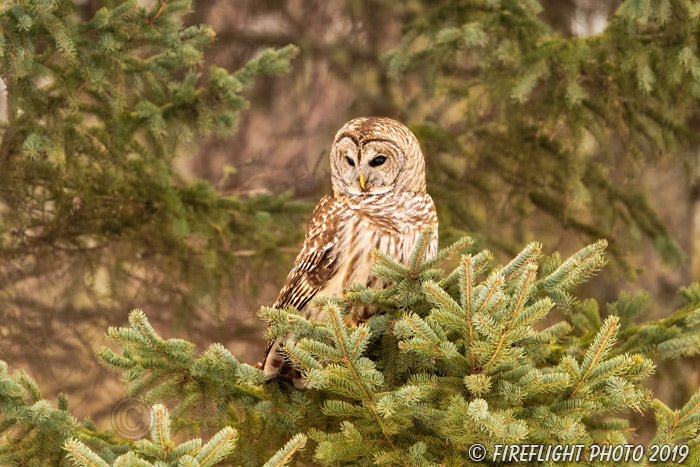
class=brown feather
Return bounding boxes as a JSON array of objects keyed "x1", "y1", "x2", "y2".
[{"x1": 259, "y1": 117, "x2": 438, "y2": 387}]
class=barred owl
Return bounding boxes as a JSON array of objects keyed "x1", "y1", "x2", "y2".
[{"x1": 261, "y1": 117, "x2": 438, "y2": 384}]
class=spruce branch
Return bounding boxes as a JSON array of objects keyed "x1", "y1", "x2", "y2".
[
  {"x1": 262, "y1": 433, "x2": 307, "y2": 467},
  {"x1": 63, "y1": 403, "x2": 240, "y2": 467},
  {"x1": 568, "y1": 316, "x2": 621, "y2": 399},
  {"x1": 7, "y1": 236, "x2": 700, "y2": 464},
  {"x1": 387, "y1": 0, "x2": 697, "y2": 273},
  {"x1": 0, "y1": 0, "x2": 304, "y2": 357}
]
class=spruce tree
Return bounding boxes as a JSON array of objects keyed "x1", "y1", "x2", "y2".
[
  {"x1": 382, "y1": 0, "x2": 700, "y2": 275},
  {"x1": 4, "y1": 230, "x2": 700, "y2": 465},
  {"x1": 0, "y1": 0, "x2": 310, "y2": 412},
  {"x1": 5, "y1": 1, "x2": 700, "y2": 466},
  {"x1": 0, "y1": 0, "x2": 302, "y2": 341}
]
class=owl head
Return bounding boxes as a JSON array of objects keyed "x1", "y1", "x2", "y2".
[{"x1": 329, "y1": 117, "x2": 426, "y2": 196}]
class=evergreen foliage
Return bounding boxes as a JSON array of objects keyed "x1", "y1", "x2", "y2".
[
  {"x1": 383, "y1": 0, "x2": 700, "y2": 274},
  {"x1": 4, "y1": 230, "x2": 700, "y2": 465},
  {"x1": 63, "y1": 403, "x2": 307, "y2": 467},
  {"x1": 0, "y1": 0, "x2": 303, "y2": 325},
  {"x1": 5, "y1": 1, "x2": 700, "y2": 466}
]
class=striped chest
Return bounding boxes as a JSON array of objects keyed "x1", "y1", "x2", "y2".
[{"x1": 308, "y1": 192, "x2": 438, "y2": 322}]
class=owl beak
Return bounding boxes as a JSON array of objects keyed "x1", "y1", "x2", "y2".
[{"x1": 359, "y1": 174, "x2": 367, "y2": 191}]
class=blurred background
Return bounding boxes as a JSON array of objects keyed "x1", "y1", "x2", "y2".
[{"x1": 2, "y1": 0, "x2": 700, "y2": 442}]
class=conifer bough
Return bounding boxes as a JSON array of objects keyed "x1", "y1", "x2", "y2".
[
  {"x1": 384, "y1": 0, "x2": 700, "y2": 275},
  {"x1": 4, "y1": 229, "x2": 700, "y2": 465},
  {"x1": 0, "y1": 0, "x2": 302, "y2": 329}
]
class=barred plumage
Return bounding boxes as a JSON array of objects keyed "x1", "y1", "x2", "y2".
[{"x1": 261, "y1": 117, "x2": 438, "y2": 385}]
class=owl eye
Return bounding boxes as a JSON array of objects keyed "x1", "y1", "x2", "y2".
[
  {"x1": 345, "y1": 156, "x2": 355, "y2": 167},
  {"x1": 369, "y1": 155, "x2": 387, "y2": 167}
]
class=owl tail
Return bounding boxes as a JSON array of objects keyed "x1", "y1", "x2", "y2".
[{"x1": 260, "y1": 337, "x2": 306, "y2": 389}]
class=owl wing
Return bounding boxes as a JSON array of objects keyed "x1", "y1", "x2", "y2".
[
  {"x1": 262, "y1": 194, "x2": 344, "y2": 382},
  {"x1": 273, "y1": 194, "x2": 343, "y2": 311}
]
